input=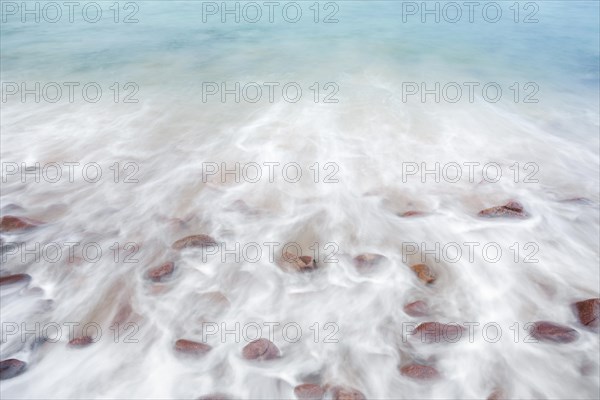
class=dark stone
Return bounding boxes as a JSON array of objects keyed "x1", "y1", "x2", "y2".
[
  {"x1": 0, "y1": 273, "x2": 31, "y2": 286},
  {"x1": 399, "y1": 363, "x2": 439, "y2": 380},
  {"x1": 147, "y1": 261, "x2": 175, "y2": 282},
  {"x1": 403, "y1": 300, "x2": 429, "y2": 317},
  {"x1": 412, "y1": 322, "x2": 465, "y2": 343},
  {"x1": 573, "y1": 298, "x2": 600, "y2": 329},
  {"x1": 242, "y1": 338, "x2": 280, "y2": 360},
  {"x1": 30, "y1": 336, "x2": 48, "y2": 351},
  {"x1": 294, "y1": 383, "x2": 325, "y2": 400},
  {"x1": 530, "y1": 321, "x2": 579, "y2": 343},
  {"x1": 329, "y1": 386, "x2": 366, "y2": 400},
  {"x1": 278, "y1": 252, "x2": 317, "y2": 272},
  {"x1": 0, "y1": 359, "x2": 27, "y2": 380},
  {"x1": 0, "y1": 216, "x2": 42, "y2": 232},
  {"x1": 172, "y1": 235, "x2": 217, "y2": 250},
  {"x1": 478, "y1": 201, "x2": 527, "y2": 218},
  {"x1": 409, "y1": 264, "x2": 436, "y2": 284},
  {"x1": 69, "y1": 336, "x2": 94, "y2": 347},
  {"x1": 36, "y1": 299, "x2": 54, "y2": 312},
  {"x1": 175, "y1": 339, "x2": 212, "y2": 356}
]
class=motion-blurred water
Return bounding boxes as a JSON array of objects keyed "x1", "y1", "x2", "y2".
[{"x1": 1, "y1": 1, "x2": 599, "y2": 399}]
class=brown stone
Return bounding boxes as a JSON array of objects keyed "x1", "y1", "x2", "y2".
[
  {"x1": 242, "y1": 338, "x2": 280, "y2": 360},
  {"x1": 478, "y1": 201, "x2": 527, "y2": 218},
  {"x1": 487, "y1": 388, "x2": 505, "y2": 400},
  {"x1": 573, "y1": 298, "x2": 600, "y2": 329},
  {"x1": 112, "y1": 303, "x2": 134, "y2": 326},
  {"x1": 409, "y1": 264, "x2": 436, "y2": 284},
  {"x1": 175, "y1": 339, "x2": 212, "y2": 356},
  {"x1": 0, "y1": 216, "x2": 42, "y2": 232},
  {"x1": 354, "y1": 253, "x2": 386, "y2": 270},
  {"x1": 294, "y1": 383, "x2": 325, "y2": 400},
  {"x1": 401, "y1": 211, "x2": 425, "y2": 217},
  {"x1": 147, "y1": 261, "x2": 175, "y2": 282},
  {"x1": 0, "y1": 273, "x2": 31, "y2": 286},
  {"x1": 69, "y1": 336, "x2": 94, "y2": 347},
  {"x1": 403, "y1": 300, "x2": 429, "y2": 317},
  {"x1": 278, "y1": 252, "x2": 317, "y2": 272},
  {"x1": 172, "y1": 235, "x2": 217, "y2": 250},
  {"x1": 0, "y1": 359, "x2": 27, "y2": 380},
  {"x1": 504, "y1": 201, "x2": 523, "y2": 212},
  {"x1": 197, "y1": 395, "x2": 231, "y2": 400},
  {"x1": 530, "y1": 321, "x2": 579, "y2": 343},
  {"x1": 329, "y1": 386, "x2": 366, "y2": 400},
  {"x1": 399, "y1": 363, "x2": 440, "y2": 380},
  {"x1": 412, "y1": 322, "x2": 465, "y2": 343}
]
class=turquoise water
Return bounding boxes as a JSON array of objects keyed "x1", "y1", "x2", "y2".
[{"x1": 2, "y1": 2, "x2": 598, "y2": 91}]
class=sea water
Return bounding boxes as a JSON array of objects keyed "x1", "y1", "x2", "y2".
[{"x1": 1, "y1": 1, "x2": 599, "y2": 399}]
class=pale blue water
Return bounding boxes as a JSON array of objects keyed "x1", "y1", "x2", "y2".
[{"x1": 2, "y1": 1, "x2": 599, "y2": 95}]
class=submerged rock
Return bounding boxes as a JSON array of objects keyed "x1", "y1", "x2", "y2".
[
  {"x1": 1, "y1": 204, "x2": 25, "y2": 213},
  {"x1": 399, "y1": 363, "x2": 440, "y2": 380},
  {"x1": 478, "y1": 201, "x2": 527, "y2": 218},
  {"x1": 112, "y1": 303, "x2": 134, "y2": 326},
  {"x1": 68, "y1": 336, "x2": 94, "y2": 347},
  {"x1": 412, "y1": 322, "x2": 465, "y2": 343},
  {"x1": 329, "y1": 386, "x2": 366, "y2": 400},
  {"x1": 0, "y1": 359, "x2": 27, "y2": 380},
  {"x1": 0, "y1": 216, "x2": 42, "y2": 232},
  {"x1": 167, "y1": 218, "x2": 188, "y2": 231},
  {"x1": 400, "y1": 211, "x2": 426, "y2": 217},
  {"x1": 487, "y1": 388, "x2": 506, "y2": 400},
  {"x1": 278, "y1": 252, "x2": 317, "y2": 272},
  {"x1": 172, "y1": 234, "x2": 217, "y2": 250},
  {"x1": 175, "y1": 339, "x2": 212, "y2": 356},
  {"x1": 559, "y1": 197, "x2": 592, "y2": 204},
  {"x1": 225, "y1": 200, "x2": 260, "y2": 216},
  {"x1": 409, "y1": 264, "x2": 436, "y2": 284},
  {"x1": 573, "y1": 298, "x2": 600, "y2": 330},
  {"x1": 354, "y1": 253, "x2": 386, "y2": 271},
  {"x1": 403, "y1": 300, "x2": 429, "y2": 317},
  {"x1": 530, "y1": 321, "x2": 579, "y2": 343},
  {"x1": 0, "y1": 273, "x2": 32, "y2": 287},
  {"x1": 147, "y1": 261, "x2": 175, "y2": 282},
  {"x1": 294, "y1": 383, "x2": 325, "y2": 400},
  {"x1": 242, "y1": 338, "x2": 280, "y2": 360},
  {"x1": 197, "y1": 394, "x2": 232, "y2": 400},
  {"x1": 30, "y1": 336, "x2": 49, "y2": 352}
]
